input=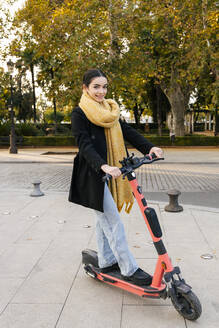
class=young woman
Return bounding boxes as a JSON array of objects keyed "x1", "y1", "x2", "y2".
[{"x1": 68, "y1": 69, "x2": 163, "y2": 286}]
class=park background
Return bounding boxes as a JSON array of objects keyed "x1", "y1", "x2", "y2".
[
  {"x1": 0, "y1": 0, "x2": 218, "y2": 149},
  {"x1": 0, "y1": 2, "x2": 219, "y2": 327}
]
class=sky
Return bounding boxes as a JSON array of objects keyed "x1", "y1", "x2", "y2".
[
  {"x1": 3, "y1": 0, "x2": 26, "y2": 16},
  {"x1": 12, "y1": 0, "x2": 26, "y2": 15},
  {"x1": 1, "y1": 0, "x2": 26, "y2": 48},
  {"x1": 0, "y1": 0, "x2": 27, "y2": 70}
]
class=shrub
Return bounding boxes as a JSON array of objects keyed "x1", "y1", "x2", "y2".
[
  {"x1": 22, "y1": 136, "x2": 76, "y2": 146},
  {"x1": 0, "y1": 123, "x2": 10, "y2": 136},
  {"x1": 16, "y1": 123, "x2": 39, "y2": 136},
  {"x1": 44, "y1": 110, "x2": 65, "y2": 124},
  {"x1": 19, "y1": 135, "x2": 219, "y2": 147}
]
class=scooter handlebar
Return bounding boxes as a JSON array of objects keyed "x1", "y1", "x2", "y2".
[{"x1": 102, "y1": 153, "x2": 164, "y2": 182}]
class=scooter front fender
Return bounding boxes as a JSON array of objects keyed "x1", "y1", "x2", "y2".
[{"x1": 175, "y1": 281, "x2": 192, "y2": 294}]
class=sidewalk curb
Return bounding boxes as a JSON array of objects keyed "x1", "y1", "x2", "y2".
[
  {"x1": 149, "y1": 200, "x2": 219, "y2": 213},
  {"x1": 1, "y1": 188, "x2": 219, "y2": 213}
]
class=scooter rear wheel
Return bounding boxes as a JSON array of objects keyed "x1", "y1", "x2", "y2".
[
  {"x1": 84, "y1": 265, "x2": 98, "y2": 280},
  {"x1": 171, "y1": 290, "x2": 202, "y2": 321}
]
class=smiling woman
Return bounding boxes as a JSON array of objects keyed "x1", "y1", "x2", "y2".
[
  {"x1": 82, "y1": 69, "x2": 108, "y2": 103},
  {"x1": 68, "y1": 68, "x2": 163, "y2": 283}
]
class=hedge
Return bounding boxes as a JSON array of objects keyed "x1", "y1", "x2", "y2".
[
  {"x1": 22, "y1": 136, "x2": 76, "y2": 146},
  {"x1": 142, "y1": 135, "x2": 219, "y2": 146},
  {"x1": 1, "y1": 135, "x2": 219, "y2": 147}
]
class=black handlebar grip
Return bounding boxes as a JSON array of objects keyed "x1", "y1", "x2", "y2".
[{"x1": 102, "y1": 173, "x2": 112, "y2": 182}]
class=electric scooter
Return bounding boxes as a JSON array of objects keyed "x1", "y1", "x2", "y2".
[{"x1": 82, "y1": 153, "x2": 202, "y2": 321}]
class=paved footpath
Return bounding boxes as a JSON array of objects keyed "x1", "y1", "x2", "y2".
[
  {"x1": 0, "y1": 147, "x2": 219, "y2": 328},
  {"x1": 1, "y1": 147, "x2": 219, "y2": 205}
]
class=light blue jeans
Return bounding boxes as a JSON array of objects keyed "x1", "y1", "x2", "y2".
[{"x1": 94, "y1": 182, "x2": 138, "y2": 276}]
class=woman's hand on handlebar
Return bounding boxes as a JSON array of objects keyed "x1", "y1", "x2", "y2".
[
  {"x1": 101, "y1": 164, "x2": 121, "y2": 179},
  {"x1": 149, "y1": 147, "x2": 164, "y2": 158}
]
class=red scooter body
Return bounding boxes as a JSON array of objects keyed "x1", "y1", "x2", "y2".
[{"x1": 82, "y1": 154, "x2": 202, "y2": 320}]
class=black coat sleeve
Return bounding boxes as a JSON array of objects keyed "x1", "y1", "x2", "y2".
[
  {"x1": 72, "y1": 110, "x2": 107, "y2": 173},
  {"x1": 119, "y1": 119, "x2": 154, "y2": 155}
]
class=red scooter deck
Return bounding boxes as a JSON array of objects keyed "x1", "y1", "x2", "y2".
[{"x1": 93, "y1": 267, "x2": 167, "y2": 299}]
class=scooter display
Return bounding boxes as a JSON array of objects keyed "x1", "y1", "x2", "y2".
[{"x1": 82, "y1": 153, "x2": 202, "y2": 321}]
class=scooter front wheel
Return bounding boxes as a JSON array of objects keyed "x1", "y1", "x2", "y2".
[{"x1": 171, "y1": 290, "x2": 202, "y2": 321}]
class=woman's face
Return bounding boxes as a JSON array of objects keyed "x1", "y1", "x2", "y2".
[{"x1": 84, "y1": 76, "x2": 108, "y2": 103}]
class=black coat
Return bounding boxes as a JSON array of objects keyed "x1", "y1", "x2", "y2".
[{"x1": 68, "y1": 106, "x2": 154, "y2": 212}]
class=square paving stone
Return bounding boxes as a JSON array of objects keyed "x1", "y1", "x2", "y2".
[
  {"x1": 56, "y1": 266, "x2": 123, "y2": 328},
  {"x1": 0, "y1": 303, "x2": 62, "y2": 328},
  {"x1": 12, "y1": 231, "x2": 92, "y2": 304},
  {"x1": 121, "y1": 305, "x2": 185, "y2": 328},
  {"x1": 186, "y1": 284, "x2": 219, "y2": 328},
  {"x1": 0, "y1": 243, "x2": 50, "y2": 278},
  {"x1": 0, "y1": 278, "x2": 24, "y2": 314},
  {"x1": 15, "y1": 216, "x2": 64, "y2": 244},
  {"x1": 190, "y1": 209, "x2": 219, "y2": 250}
]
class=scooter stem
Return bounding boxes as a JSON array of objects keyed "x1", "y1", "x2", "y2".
[
  {"x1": 127, "y1": 172, "x2": 174, "y2": 287},
  {"x1": 129, "y1": 175, "x2": 160, "y2": 242}
]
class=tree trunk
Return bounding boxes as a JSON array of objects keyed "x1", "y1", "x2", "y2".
[
  {"x1": 108, "y1": 0, "x2": 120, "y2": 61},
  {"x1": 209, "y1": 113, "x2": 212, "y2": 130},
  {"x1": 108, "y1": 0, "x2": 121, "y2": 85},
  {"x1": 53, "y1": 96, "x2": 57, "y2": 135},
  {"x1": 162, "y1": 67, "x2": 190, "y2": 136},
  {"x1": 50, "y1": 68, "x2": 57, "y2": 134},
  {"x1": 156, "y1": 85, "x2": 162, "y2": 136},
  {"x1": 166, "y1": 112, "x2": 172, "y2": 131},
  {"x1": 133, "y1": 102, "x2": 140, "y2": 128},
  {"x1": 214, "y1": 108, "x2": 219, "y2": 136},
  {"x1": 17, "y1": 75, "x2": 23, "y2": 122},
  {"x1": 167, "y1": 94, "x2": 185, "y2": 136},
  {"x1": 30, "y1": 63, "x2": 37, "y2": 123}
]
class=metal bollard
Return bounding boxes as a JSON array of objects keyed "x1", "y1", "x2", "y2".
[
  {"x1": 165, "y1": 189, "x2": 183, "y2": 212},
  {"x1": 30, "y1": 180, "x2": 44, "y2": 197}
]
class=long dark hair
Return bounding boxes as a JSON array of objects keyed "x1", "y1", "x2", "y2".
[{"x1": 83, "y1": 69, "x2": 107, "y2": 87}]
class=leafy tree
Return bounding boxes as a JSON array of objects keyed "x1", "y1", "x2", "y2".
[
  {"x1": 0, "y1": 63, "x2": 34, "y2": 124},
  {"x1": 44, "y1": 108, "x2": 64, "y2": 124},
  {"x1": 37, "y1": 56, "x2": 64, "y2": 133},
  {"x1": 0, "y1": 67, "x2": 10, "y2": 121},
  {"x1": 145, "y1": 80, "x2": 171, "y2": 135},
  {"x1": 201, "y1": 0, "x2": 218, "y2": 108},
  {"x1": 10, "y1": 0, "x2": 217, "y2": 136},
  {"x1": 10, "y1": 35, "x2": 39, "y2": 123},
  {"x1": 122, "y1": 0, "x2": 217, "y2": 135},
  {"x1": 13, "y1": 0, "x2": 133, "y2": 104},
  {"x1": 0, "y1": 1, "x2": 15, "y2": 57}
]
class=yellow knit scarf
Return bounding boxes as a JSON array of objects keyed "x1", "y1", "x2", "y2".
[{"x1": 79, "y1": 90, "x2": 134, "y2": 214}]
